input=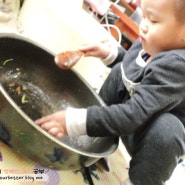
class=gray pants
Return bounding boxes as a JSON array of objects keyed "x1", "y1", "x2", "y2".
[
  {"x1": 99, "y1": 64, "x2": 185, "y2": 185},
  {"x1": 123, "y1": 113, "x2": 185, "y2": 185}
]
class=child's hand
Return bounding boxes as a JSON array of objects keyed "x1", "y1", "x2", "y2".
[
  {"x1": 35, "y1": 110, "x2": 67, "y2": 139},
  {"x1": 79, "y1": 40, "x2": 112, "y2": 59}
]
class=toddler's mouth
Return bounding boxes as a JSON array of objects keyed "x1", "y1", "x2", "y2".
[{"x1": 139, "y1": 35, "x2": 145, "y2": 43}]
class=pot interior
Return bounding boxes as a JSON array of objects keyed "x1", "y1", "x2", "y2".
[{"x1": 0, "y1": 34, "x2": 118, "y2": 156}]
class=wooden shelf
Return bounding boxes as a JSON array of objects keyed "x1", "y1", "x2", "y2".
[{"x1": 110, "y1": 3, "x2": 139, "y2": 42}]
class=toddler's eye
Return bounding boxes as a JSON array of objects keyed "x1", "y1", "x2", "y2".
[{"x1": 151, "y1": 20, "x2": 157, "y2": 24}]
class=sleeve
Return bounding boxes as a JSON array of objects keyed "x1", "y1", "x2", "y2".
[
  {"x1": 101, "y1": 45, "x2": 118, "y2": 66},
  {"x1": 106, "y1": 47, "x2": 127, "y2": 68},
  {"x1": 106, "y1": 39, "x2": 141, "y2": 68},
  {"x1": 100, "y1": 44, "x2": 127, "y2": 67},
  {"x1": 86, "y1": 53, "x2": 185, "y2": 137},
  {"x1": 65, "y1": 107, "x2": 87, "y2": 136}
]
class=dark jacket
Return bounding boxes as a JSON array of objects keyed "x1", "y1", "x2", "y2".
[{"x1": 86, "y1": 40, "x2": 185, "y2": 137}]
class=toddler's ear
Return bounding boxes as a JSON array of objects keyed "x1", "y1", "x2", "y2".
[
  {"x1": 181, "y1": 37, "x2": 185, "y2": 44},
  {"x1": 181, "y1": 26, "x2": 185, "y2": 42},
  {"x1": 180, "y1": 33, "x2": 185, "y2": 45}
]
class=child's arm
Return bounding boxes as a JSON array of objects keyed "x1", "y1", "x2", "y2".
[
  {"x1": 35, "y1": 108, "x2": 87, "y2": 138},
  {"x1": 79, "y1": 40, "x2": 126, "y2": 67}
]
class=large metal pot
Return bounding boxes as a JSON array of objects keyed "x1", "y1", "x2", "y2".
[{"x1": 0, "y1": 33, "x2": 118, "y2": 170}]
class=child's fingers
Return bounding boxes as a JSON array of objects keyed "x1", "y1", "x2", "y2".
[
  {"x1": 48, "y1": 127, "x2": 65, "y2": 138},
  {"x1": 35, "y1": 115, "x2": 52, "y2": 125},
  {"x1": 40, "y1": 121, "x2": 57, "y2": 130},
  {"x1": 48, "y1": 127, "x2": 60, "y2": 136},
  {"x1": 56, "y1": 132, "x2": 64, "y2": 139}
]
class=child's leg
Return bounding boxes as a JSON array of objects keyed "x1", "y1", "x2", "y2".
[
  {"x1": 128, "y1": 113, "x2": 185, "y2": 185},
  {"x1": 99, "y1": 63, "x2": 129, "y2": 105}
]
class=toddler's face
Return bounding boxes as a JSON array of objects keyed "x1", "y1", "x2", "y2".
[{"x1": 139, "y1": 0, "x2": 185, "y2": 56}]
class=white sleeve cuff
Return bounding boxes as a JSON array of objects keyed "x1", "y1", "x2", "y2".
[
  {"x1": 65, "y1": 107, "x2": 87, "y2": 137},
  {"x1": 101, "y1": 45, "x2": 118, "y2": 66}
]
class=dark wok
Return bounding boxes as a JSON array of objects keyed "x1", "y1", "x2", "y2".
[{"x1": 0, "y1": 33, "x2": 118, "y2": 170}]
